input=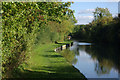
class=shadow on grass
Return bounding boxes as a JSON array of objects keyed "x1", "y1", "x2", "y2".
[
  {"x1": 45, "y1": 50, "x2": 55, "y2": 52},
  {"x1": 10, "y1": 42, "x2": 87, "y2": 80},
  {"x1": 55, "y1": 43, "x2": 67, "y2": 45},
  {"x1": 42, "y1": 54, "x2": 63, "y2": 58},
  {"x1": 13, "y1": 65, "x2": 87, "y2": 80},
  {"x1": 11, "y1": 54, "x2": 87, "y2": 79}
]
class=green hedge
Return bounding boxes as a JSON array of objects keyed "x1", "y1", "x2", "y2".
[{"x1": 2, "y1": 2, "x2": 76, "y2": 78}]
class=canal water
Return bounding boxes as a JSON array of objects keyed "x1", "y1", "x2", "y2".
[{"x1": 61, "y1": 41, "x2": 120, "y2": 79}]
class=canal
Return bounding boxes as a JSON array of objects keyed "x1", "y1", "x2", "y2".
[{"x1": 60, "y1": 41, "x2": 120, "y2": 79}]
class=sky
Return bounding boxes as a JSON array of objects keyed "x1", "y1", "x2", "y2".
[
  {"x1": 69, "y1": 2, "x2": 119, "y2": 25},
  {"x1": 118, "y1": 2, "x2": 120, "y2": 14},
  {"x1": 62, "y1": 0, "x2": 120, "y2": 2}
]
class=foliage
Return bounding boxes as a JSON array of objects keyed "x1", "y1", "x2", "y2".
[
  {"x1": 72, "y1": 25, "x2": 91, "y2": 41},
  {"x1": 2, "y1": 2, "x2": 76, "y2": 78},
  {"x1": 35, "y1": 19, "x2": 75, "y2": 44},
  {"x1": 72, "y1": 7, "x2": 120, "y2": 44},
  {"x1": 2, "y1": 2, "x2": 41, "y2": 77},
  {"x1": 93, "y1": 7, "x2": 112, "y2": 21}
]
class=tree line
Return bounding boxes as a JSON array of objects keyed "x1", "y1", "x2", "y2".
[{"x1": 72, "y1": 7, "x2": 120, "y2": 45}]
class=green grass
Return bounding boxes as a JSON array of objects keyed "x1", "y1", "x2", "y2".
[{"x1": 15, "y1": 41, "x2": 87, "y2": 79}]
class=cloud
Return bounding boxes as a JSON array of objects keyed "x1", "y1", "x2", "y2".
[
  {"x1": 112, "y1": 13, "x2": 118, "y2": 17},
  {"x1": 78, "y1": 9, "x2": 95, "y2": 14},
  {"x1": 76, "y1": 16, "x2": 94, "y2": 20},
  {"x1": 75, "y1": 16, "x2": 94, "y2": 25},
  {"x1": 76, "y1": 9, "x2": 95, "y2": 25},
  {"x1": 75, "y1": 22, "x2": 88, "y2": 25}
]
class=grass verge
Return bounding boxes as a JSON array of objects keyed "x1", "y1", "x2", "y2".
[{"x1": 14, "y1": 41, "x2": 87, "y2": 80}]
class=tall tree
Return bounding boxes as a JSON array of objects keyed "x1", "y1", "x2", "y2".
[{"x1": 93, "y1": 7, "x2": 112, "y2": 21}]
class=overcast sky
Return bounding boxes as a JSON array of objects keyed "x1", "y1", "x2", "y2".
[{"x1": 69, "y1": 2, "x2": 118, "y2": 25}]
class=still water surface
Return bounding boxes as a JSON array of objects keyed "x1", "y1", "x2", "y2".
[{"x1": 63, "y1": 41, "x2": 120, "y2": 79}]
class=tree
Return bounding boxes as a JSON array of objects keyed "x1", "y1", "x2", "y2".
[{"x1": 93, "y1": 7, "x2": 112, "y2": 21}]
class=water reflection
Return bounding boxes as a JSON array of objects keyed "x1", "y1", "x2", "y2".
[
  {"x1": 85, "y1": 44, "x2": 120, "y2": 75},
  {"x1": 95, "y1": 62, "x2": 110, "y2": 75},
  {"x1": 61, "y1": 41, "x2": 120, "y2": 78}
]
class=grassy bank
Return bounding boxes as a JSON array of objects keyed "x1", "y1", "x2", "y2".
[{"x1": 14, "y1": 41, "x2": 86, "y2": 79}]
